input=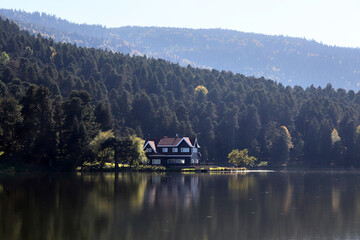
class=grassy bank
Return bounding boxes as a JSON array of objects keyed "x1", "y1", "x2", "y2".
[
  {"x1": 78, "y1": 162, "x2": 249, "y2": 173},
  {"x1": 78, "y1": 162, "x2": 166, "y2": 172},
  {"x1": 1, "y1": 158, "x2": 249, "y2": 173}
]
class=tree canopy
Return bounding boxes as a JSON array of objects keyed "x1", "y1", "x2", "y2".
[
  {"x1": 228, "y1": 149, "x2": 257, "y2": 167},
  {"x1": 1, "y1": 17, "x2": 360, "y2": 168}
]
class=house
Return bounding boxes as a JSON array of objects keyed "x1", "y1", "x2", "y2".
[{"x1": 143, "y1": 136, "x2": 201, "y2": 166}]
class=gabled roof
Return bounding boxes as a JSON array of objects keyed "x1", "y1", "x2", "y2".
[
  {"x1": 158, "y1": 137, "x2": 193, "y2": 147},
  {"x1": 144, "y1": 136, "x2": 200, "y2": 149},
  {"x1": 179, "y1": 137, "x2": 193, "y2": 147},
  {"x1": 143, "y1": 140, "x2": 157, "y2": 153},
  {"x1": 192, "y1": 138, "x2": 200, "y2": 148}
]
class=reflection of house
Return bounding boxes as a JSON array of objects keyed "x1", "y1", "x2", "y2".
[
  {"x1": 143, "y1": 136, "x2": 201, "y2": 166},
  {"x1": 145, "y1": 175, "x2": 201, "y2": 208}
]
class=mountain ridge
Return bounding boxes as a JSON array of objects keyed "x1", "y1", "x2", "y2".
[{"x1": 2, "y1": 9, "x2": 360, "y2": 90}]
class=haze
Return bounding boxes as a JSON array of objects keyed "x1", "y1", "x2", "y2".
[{"x1": 2, "y1": 0, "x2": 360, "y2": 48}]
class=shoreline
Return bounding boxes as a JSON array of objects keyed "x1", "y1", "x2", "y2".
[
  {"x1": 0, "y1": 161, "x2": 248, "y2": 173},
  {"x1": 2, "y1": 159, "x2": 360, "y2": 174}
]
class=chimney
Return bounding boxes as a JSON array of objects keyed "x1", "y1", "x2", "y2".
[{"x1": 176, "y1": 133, "x2": 179, "y2": 138}]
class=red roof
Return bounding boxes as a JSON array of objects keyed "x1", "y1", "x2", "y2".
[
  {"x1": 148, "y1": 141, "x2": 156, "y2": 152},
  {"x1": 143, "y1": 140, "x2": 157, "y2": 152},
  {"x1": 158, "y1": 137, "x2": 193, "y2": 147},
  {"x1": 143, "y1": 136, "x2": 200, "y2": 149}
]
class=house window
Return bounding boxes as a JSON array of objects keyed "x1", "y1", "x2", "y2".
[
  {"x1": 167, "y1": 159, "x2": 185, "y2": 164},
  {"x1": 146, "y1": 148, "x2": 152, "y2": 152},
  {"x1": 192, "y1": 148, "x2": 198, "y2": 153},
  {"x1": 162, "y1": 148, "x2": 168, "y2": 153},
  {"x1": 181, "y1": 147, "x2": 190, "y2": 153},
  {"x1": 152, "y1": 159, "x2": 161, "y2": 165},
  {"x1": 172, "y1": 148, "x2": 178, "y2": 152}
]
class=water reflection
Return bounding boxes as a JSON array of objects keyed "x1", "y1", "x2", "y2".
[
  {"x1": 1, "y1": 172, "x2": 360, "y2": 240},
  {"x1": 144, "y1": 174, "x2": 200, "y2": 209}
]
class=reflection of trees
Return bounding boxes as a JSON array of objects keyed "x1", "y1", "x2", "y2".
[
  {"x1": 0, "y1": 173, "x2": 202, "y2": 240},
  {"x1": 223, "y1": 172, "x2": 360, "y2": 240},
  {"x1": 2, "y1": 172, "x2": 360, "y2": 240},
  {"x1": 0, "y1": 173, "x2": 109, "y2": 240},
  {"x1": 282, "y1": 180, "x2": 293, "y2": 215},
  {"x1": 228, "y1": 173, "x2": 257, "y2": 200},
  {"x1": 332, "y1": 187, "x2": 340, "y2": 213}
]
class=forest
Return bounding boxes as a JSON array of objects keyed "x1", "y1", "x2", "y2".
[
  {"x1": 2, "y1": 9, "x2": 360, "y2": 90},
  {"x1": 1, "y1": 17, "x2": 360, "y2": 169}
]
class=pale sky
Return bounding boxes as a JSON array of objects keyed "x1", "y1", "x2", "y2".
[{"x1": 1, "y1": 0, "x2": 360, "y2": 48}]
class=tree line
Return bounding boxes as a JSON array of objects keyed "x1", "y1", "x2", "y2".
[
  {"x1": 1, "y1": 17, "x2": 360, "y2": 168},
  {"x1": 2, "y1": 8, "x2": 360, "y2": 90}
]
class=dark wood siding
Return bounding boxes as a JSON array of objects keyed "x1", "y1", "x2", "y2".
[{"x1": 145, "y1": 137, "x2": 201, "y2": 166}]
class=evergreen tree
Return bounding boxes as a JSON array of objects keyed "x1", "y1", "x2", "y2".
[
  {"x1": 2, "y1": 16, "x2": 360, "y2": 169},
  {"x1": 0, "y1": 97, "x2": 23, "y2": 155},
  {"x1": 94, "y1": 101, "x2": 113, "y2": 131}
]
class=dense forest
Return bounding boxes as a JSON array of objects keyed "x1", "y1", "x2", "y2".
[
  {"x1": 2, "y1": 9, "x2": 360, "y2": 90},
  {"x1": 1, "y1": 17, "x2": 360, "y2": 169}
]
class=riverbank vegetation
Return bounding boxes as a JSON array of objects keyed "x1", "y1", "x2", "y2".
[
  {"x1": 2, "y1": 17, "x2": 360, "y2": 170},
  {"x1": 228, "y1": 149, "x2": 257, "y2": 167}
]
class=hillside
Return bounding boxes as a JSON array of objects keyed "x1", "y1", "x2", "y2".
[
  {"x1": 1, "y1": 17, "x2": 360, "y2": 169},
  {"x1": 1, "y1": 9, "x2": 360, "y2": 90}
]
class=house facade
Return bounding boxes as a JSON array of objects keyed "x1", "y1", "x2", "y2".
[{"x1": 143, "y1": 136, "x2": 201, "y2": 166}]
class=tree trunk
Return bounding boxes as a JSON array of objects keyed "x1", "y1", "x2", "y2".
[{"x1": 114, "y1": 145, "x2": 119, "y2": 172}]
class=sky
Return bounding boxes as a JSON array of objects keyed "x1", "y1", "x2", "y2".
[{"x1": 1, "y1": 0, "x2": 360, "y2": 48}]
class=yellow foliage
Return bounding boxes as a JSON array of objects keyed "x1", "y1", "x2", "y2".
[
  {"x1": 356, "y1": 125, "x2": 360, "y2": 136},
  {"x1": 331, "y1": 129, "x2": 341, "y2": 144},
  {"x1": 130, "y1": 135, "x2": 148, "y2": 164},
  {"x1": 194, "y1": 85, "x2": 208, "y2": 95},
  {"x1": 90, "y1": 130, "x2": 114, "y2": 149},
  {"x1": 89, "y1": 130, "x2": 115, "y2": 160},
  {"x1": 49, "y1": 46, "x2": 57, "y2": 59},
  {"x1": 281, "y1": 126, "x2": 294, "y2": 148},
  {"x1": 0, "y1": 51, "x2": 9, "y2": 64},
  {"x1": 25, "y1": 46, "x2": 33, "y2": 55},
  {"x1": 228, "y1": 149, "x2": 257, "y2": 167}
]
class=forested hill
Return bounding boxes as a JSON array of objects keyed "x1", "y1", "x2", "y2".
[
  {"x1": 1, "y1": 17, "x2": 360, "y2": 169},
  {"x1": 1, "y1": 9, "x2": 360, "y2": 90}
]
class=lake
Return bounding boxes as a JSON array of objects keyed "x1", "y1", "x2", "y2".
[{"x1": 1, "y1": 171, "x2": 360, "y2": 240}]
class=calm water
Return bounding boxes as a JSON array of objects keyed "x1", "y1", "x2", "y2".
[{"x1": 1, "y1": 171, "x2": 360, "y2": 240}]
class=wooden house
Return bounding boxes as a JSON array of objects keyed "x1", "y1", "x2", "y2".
[{"x1": 143, "y1": 136, "x2": 201, "y2": 166}]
